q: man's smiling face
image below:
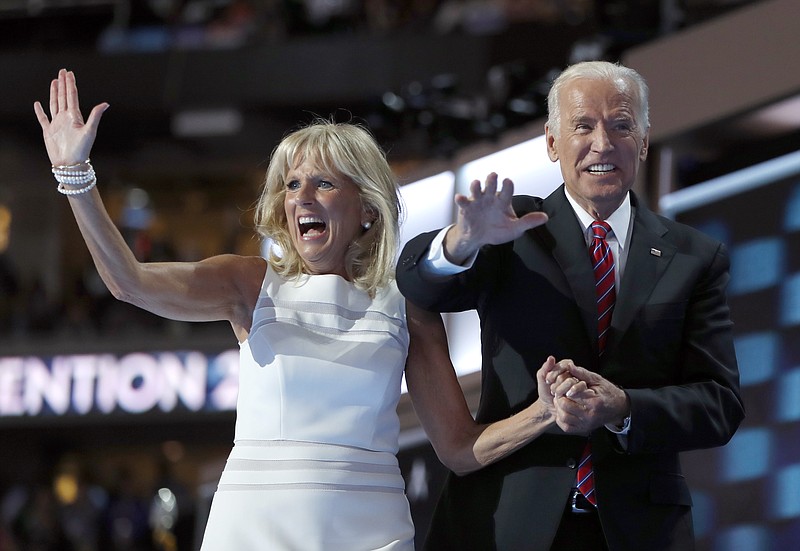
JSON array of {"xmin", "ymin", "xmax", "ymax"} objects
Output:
[{"xmin": 546, "ymin": 76, "xmax": 649, "ymax": 219}]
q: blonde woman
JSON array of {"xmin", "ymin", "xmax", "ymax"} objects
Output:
[{"xmin": 35, "ymin": 69, "xmax": 564, "ymax": 550}]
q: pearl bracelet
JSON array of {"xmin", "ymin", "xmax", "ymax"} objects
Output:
[
  {"xmin": 57, "ymin": 177, "xmax": 98, "ymax": 196},
  {"xmin": 52, "ymin": 159, "xmax": 98, "ymax": 195},
  {"xmin": 53, "ymin": 168, "xmax": 96, "ymax": 186}
]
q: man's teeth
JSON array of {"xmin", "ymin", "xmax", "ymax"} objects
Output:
[{"xmin": 587, "ymin": 164, "xmax": 615, "ymax": 173}]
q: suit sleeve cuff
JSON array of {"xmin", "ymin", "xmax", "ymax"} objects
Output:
[{"xmin": 421, "ymin": 225, "xmax": 478, "ymax": 278}]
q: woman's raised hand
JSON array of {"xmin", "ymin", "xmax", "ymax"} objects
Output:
[{"xmin": 33, "ymin": 69, "xmax": 109, "ymax": 167}]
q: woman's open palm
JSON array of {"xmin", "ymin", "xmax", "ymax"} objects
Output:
[{"xmin": 33, "ymin": 68, "xmax": 108, "ymax": 167}]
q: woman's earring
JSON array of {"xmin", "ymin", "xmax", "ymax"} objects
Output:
[{"xmin": 362, "ymin": 221, "xmax": 372, "ymax": 230}]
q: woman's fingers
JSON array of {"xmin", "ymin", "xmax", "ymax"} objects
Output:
[
  {"xmin": 57, "ymin": 69, "xmax": 68, "ymax": 112},
  {"xmin": 33, "ymin": 101, "xmax": 49, "ymax": 129},
  {"xmin": 66, "ymin": 70, "xmax": 80, "ymax": 113},
  {"xmin": 49, "ymin": 78, "xmax": 58, "ymax": 119}
]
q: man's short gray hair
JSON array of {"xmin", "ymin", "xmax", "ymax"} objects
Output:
[{"xmin": 546, "ymin": 61, "xmax": 650, "ymax": 137}]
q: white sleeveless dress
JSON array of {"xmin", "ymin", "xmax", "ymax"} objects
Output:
[{"xmin": 200, "ymin": 268, "xmax": 414, "ymax": 551}]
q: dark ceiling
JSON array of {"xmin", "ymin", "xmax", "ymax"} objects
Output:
[
  {"xmin": 0, "ymin": 1, "xmax": 763, "ymax": 161},
  {"xmin": 0, "ymin": 0, "xmax": 783, "ymax": 188}
]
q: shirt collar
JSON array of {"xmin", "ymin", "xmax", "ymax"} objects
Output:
[{"xmin": 563, "ymin": 188, "xmax": 632, "ymax": 250}]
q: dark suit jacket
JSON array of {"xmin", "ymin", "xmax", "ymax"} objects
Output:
[{"xmin": 396, "ymin": 186, "xmax": 744, "ymax": 551}]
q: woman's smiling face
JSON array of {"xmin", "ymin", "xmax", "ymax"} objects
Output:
[{"xmin": 283, "ymin": 157, "xmax": 365, "ymax": 279}]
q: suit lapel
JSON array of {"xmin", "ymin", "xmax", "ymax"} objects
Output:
[
  {"xmin": 536, "ymin": 188, "xmax": 677, "ymax": 359},
  {"xmin": 606, "ymin": 199, "xmax": 676, "ymax": 353},
  {"xmin": 537, "ymin": 187, "xmax": 599, "ymax": 352}
]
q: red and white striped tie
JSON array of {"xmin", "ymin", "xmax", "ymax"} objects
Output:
[
  {"xmin": 590, "ymin": 220, "xmax": 616, "ymax": 357},
  {"xmin": 578, "ymin": 220, "xmax": 617, "ymax": 506}
]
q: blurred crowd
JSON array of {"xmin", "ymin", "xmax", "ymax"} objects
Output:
[
  {"xmin": 0, "ymin": 446, "xmax": 201, "ymax": 551},
  {"xmin": 0, "ymin": 184, "xmax": 256, "ymax": 346},
  {"xmin": 0, "ymin": 0, "xmax": 600, "ymax": 54}
]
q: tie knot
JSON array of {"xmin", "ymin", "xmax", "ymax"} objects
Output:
[{"xmin": 590, "ymin": 220, "xmax": 612, "ymax": 240}]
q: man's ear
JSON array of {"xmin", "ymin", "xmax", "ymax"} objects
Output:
[
  {"xmin": 639, "ymin": 131, "xmax": 650, "ymax": 161},
  {"xmin": 545, "ymin": 124, "xmax": 559, "ymax": 162}
]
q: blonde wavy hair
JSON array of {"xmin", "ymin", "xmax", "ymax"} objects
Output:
[{"xmin": 254, "ymin": 119, "xmax": 401, "ymax": 297}]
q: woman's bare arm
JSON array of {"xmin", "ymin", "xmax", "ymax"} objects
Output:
[
  {"xmin": 34, "ymin": 69, "xmax": 266, "ymax": 339},
  {"xmin": 405, "ymin": 301, "xmax": 557, "ymax": 476}
]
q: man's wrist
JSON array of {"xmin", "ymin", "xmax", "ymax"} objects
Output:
[
  {"xmin": 442, "ymin": 227, "xmax": 478, "ymax": 266},
  {"xmin": 606, "ymin": 388, "xmax": 631, "ymax": 434},
  {"xmin": 606, "ymin": 412, "xmax": 630, "ymax": 434},
  {"xmin": 423, "ymin": 226, "xmax": 473, "ymax": 278}
]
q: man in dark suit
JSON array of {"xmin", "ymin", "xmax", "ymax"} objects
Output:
[{"xmin": 396, "ymin": 61, "xmax": 744, "ymax": 550}]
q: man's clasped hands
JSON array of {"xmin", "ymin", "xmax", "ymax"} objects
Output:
[{"xmin": 538, "ymin": 357, "xmax": 631, "ymax": 435}]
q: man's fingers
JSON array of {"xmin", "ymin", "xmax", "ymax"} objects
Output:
[
  {"xmin": 483, "ymin": 172, "xmax": 498, "ymax": 196},
  {"xmin": 497, "ymin": 177, "xmax": 514, "ymax": 201},
  {"xmin": 555, "ymin": 407, "xmax": 586, "ymax": 433},
  {"xmin": 519, "ymin": 211, "xmax": 549, "ymax": 230},
  {"xmin": 554, "ymin": 399, "xmax": 593, "ymax": 434},
  {"xmin": 567, "ymin": 363, "xmax": 598, "ymax": 382},
  {"xmin": 551, "ymin": 375, "xmax": 581, "ymax": 398},
  {"xmin": 453, "ymin": 193, "xmax": 470, "ymax": 209},
  {"xmin": 543, "ymin": 360, "xmax": 568, "ymax": 385},
  {"xmin": 557, "ymin": 359, "xmax": 576, "ymax": 370},
  {"xmin": 468, "ymin": 178, "xmax": 483, "ymax": 198},
  {"xmin": 566, "ymin": 381, "xmax": 590, "ymax": 398}
]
